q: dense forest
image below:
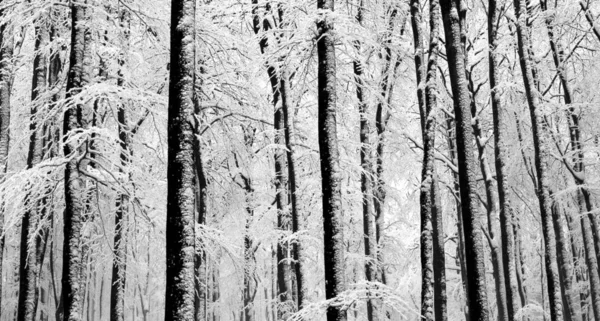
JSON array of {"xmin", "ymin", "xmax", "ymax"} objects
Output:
[{"xmin": 1, "ymin": 0, "xmax": 600, "ymax": 320}]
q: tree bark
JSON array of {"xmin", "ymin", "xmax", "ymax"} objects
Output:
[
  {"xmin": 165, "ymin": 0, "xmax": 197, "ymax": 319},
  {"xmin": 487, "ymin": 0, "xmax": 521, "ymax": 318},
  {"xmin": 62, "ymin": 1, "xmax": 92, "ymax": 320},
  {"xmin": 110, "ymin": 8, "xmax": 131, "ymax": 321},
  {"xmin": 18, "ymin": 16, "xmax": 48, "ymax": 321},
  {"xmin": 439, "ymin": 1, "xmax": 490, "ymax": 320},
  {"xmin": 512, "ymin": 0, "xmax": 564, "ymax": 319},
  {"xmin": 551, "ymin": 200, "xmax": 583, "ymax": 321},
  {"xmin": 317, "ymin": 0, "xmax": 346, "ymax": 320},
  {"xmin": 353, "ymin": 1, "xmax": 378, "ymax": 320}
]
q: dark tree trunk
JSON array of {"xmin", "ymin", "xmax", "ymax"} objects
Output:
[
  {"xmin": 432, "ymin": 175, "xmax": 447, "ymax": 321},
  {"xmin": 411, "ymin": 0, "xmax": 435, "ymax": 318},
  {"xmin": 62, "ymin": 1, "xmax": 92, "ymax": 320},
  {"xmin": 439, "ymin": 0, "xmax": 490, "ymax": 320},
  {"xmin": 425, "ymin": 5, "xmax": 446, "ymax": 319},
  {"xmin": 445, "ymin": 116, "xmax": 470, "ymax": 321},
  {"xmin": 512, "ymin": 0, "xmax": 564, "ymax": 320},
  {"xmin": 251, "ymin": 2, "xmax": 304, "ymax": 312},
  {"xmin": 487, "ymin": 0, "xmax": 520, "ymax": 318},
  {"xmin": 194, "ymin": 122, "xmax": 208, "ymax": 321},
  {"xmin": 165, "ymin": 0, "xmax": 197, "ymax": 319},
  {"xmin": 317, "ymin": 0, "xmax": 346, "ymax": 320},
  {"xmin": 353, "ymin": 1, "xmax": 378, "ymax": 320},
  {"xmin": 17, "ymin": 17, "xmax": 48, "ymax": 321},
  {"xmin": 551, "ymin": 200, "xmax": 582, "ymax": 321},
  {"xmin": 110, "ymin": 8, "xmax": 131, "ymax": 321}
]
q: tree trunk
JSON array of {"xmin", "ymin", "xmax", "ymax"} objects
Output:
[
  {"xmin": 439, "ymin": 0, "xmax": 490, "ymax": 320},
  {"xmin": 512, "ymin": 0, "xmax": 564, "ymax": 319},
  {"xmin": 62, "ymin": 1, "xmax": 92, "ymax": 320},
  {"xmin": 251, "ymin": 3, "xmax": 303, "ymax": 312},
  {"xmin": 579, "ymin": 1, "xmax": 600, "ymax": 42},
  {"xmin": 432, "ymin": 174, "xmax": 448, "ymax": 321},
  {"xmin": 110, "ymin": 8, "xmax": 131, "ymax": 321},
  {"xmin": 317, "ymin": 1, "xmax": 346, "ymax": 320},
  {"xmin": 165, "ymin": 0, "xmax": 197, "ymax": 319},
  {"xmin": 551, "ymin": 200, "xmax": 582, "ymax": 321},
  {"xmin": 353, "ymin": 1, "xmax": 378, "ymax": 320},
  {"xmin": 445, "ymin": 116, "xmax": 470, "ymax": 321},
  {"xmin": 17, "ymin": 17, "xmax": 48, "ymax": 321},
  {"xmin": 488, "ymin": 0, "xmax": 521, "ymax": 319}
]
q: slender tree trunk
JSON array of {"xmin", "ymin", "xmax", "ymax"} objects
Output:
[
  {"xmin": 512, "ymin": 0, "xmax": 564, "ymax": 319},
  {"xmin": 165, "ymin": 0, "xmax": 197, "ymax": 319},
  {"xmin": 445, "ymin": 116, "xmax": 470, "ymax": 321},
  {"xmin": 488, "ymin": 0, "xmax": 521, "ymax": 319},
  {"xmin": 432, "ymin": 174, "xmax": 447, "ymax": 321},
  {"xmin": 353, "ymin": 1, "xmax": 378, "ymax": 320},
  {"xmin": 551, "ymin": 200, "xmax": 582, "ymax": 321},
  {"xmin": 439, "ymin": 1, "xmax": 490, "ymax": 319},
  {"xmin": 579, "ymin": 1, "xmax": 600, "ymax": 42},
  {"xmin": 17, "ymin": 17, "xmax": 48, "ymax": 321},
  {"xmin": 62, "ymin": 1, "xmax": 92, "ymax": 320},
  {"xmin": 110, "ymin": 8, "xmax": 131, "ymax": 321},
  {"xmin": 426, "ymin": 3, "xmax": 447, "ymax": 320},
  {"xmin": 251, "ymin": 3, "xmax": 303, "ymax": 312},
  {"xmin": 317, "ymin": 0, "xmax": 346, "ymax": 320}
]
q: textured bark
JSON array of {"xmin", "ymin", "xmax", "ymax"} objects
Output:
[
  {"xmin": 439, "ymin": 1, "xmax": 489, "ymax": 320},
  {"xmin": 251, "ymin": 3, "xmax": 305, "ymax": 312},
  {"xmin": 487, "ymin": 0, "xmax": 520, "ymax": 318},
  {"xmin": 165, "ymin": 0, "xmax": 197, "ymax": 319},
  {"xmin": 242, "ymin": 182, "xmax": 257, "ymax": 321},
  {"xmin": 432, "ymin": 175, "xmax": 447, "ymax": 321},
  {"xmin": 62, "ymin": 1, "xmax": 92, "ymax": 320},
  {"xmin": 445, "ymin": 116, "xmax": 470, "ymax": 321},
  {"xmin": 426, "ymin": 4, "xmax": 446, "ymax": 320},
  {"xmin": 512, "ymin": 0, "xmax": 564, "ymax": 319},
  {"xmin": 194, "ymin": 119, "xmax": 208, "ymax": 321},
  {"xmin": 18, "ymin": 18, "xmax": 48, "ymax": 321},
  {"xmin": 411, "ymin": 0, "xmax": 434, "ymax": 318},
  {"xmin": 470, "ymin": 50, "xmax": 508, "ymax": 321},
  {"xmin": 110, "ymin": 8, "xmax": 131, "ymax": 321},
  {"xmin": 353, "ymin": 1, "xmax": 378, "ymax": 320},
  {"xmin": 551, "ymin": 201, "xmax": 582, "ymax": 321},
  {"xmin": 317, "ymin": 0, "xmax": 346, "ymax": 320}
]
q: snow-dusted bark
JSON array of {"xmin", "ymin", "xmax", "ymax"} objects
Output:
[
  {"xmin": 317, "ymin": 0, "xmax": 347, "ymax": 320},
  {"xmin": 110, "ymin": 8, "xmax": 132, "ymax": 321},
  {"xmin": 165, "ymin": 0, "xmax": 197, "ymax": 319},
  {"xmin": 17, "ymin": 17, "xmax": 48, "ymax": 321},
  {"xmin": 512, "ymin": 0, "xmax": 564, "ymax": 319},
  {"xmin": 62, "ymin": 1, "xmax": 92, "ymax": 320},
  {"xmin": 439, "ymin": 0, "xmax": 490, "ymax": 319},
  {"xmin": 353, "ymin": 1, "xmax": 379, "ymax": 320}
]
